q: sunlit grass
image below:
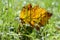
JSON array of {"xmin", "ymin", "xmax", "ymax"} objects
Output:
[{"xmin": 0, "ymin": 0, "xmax": 60, "ymax": 40}]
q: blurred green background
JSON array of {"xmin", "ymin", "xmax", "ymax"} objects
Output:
[{"xmin": 0, "ymin": 0, "xmax": 60, "ymax": 40}]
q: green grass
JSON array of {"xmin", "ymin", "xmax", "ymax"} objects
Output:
[{"xmin": 0, "ymin": 0, "xmax": 60, "ymax": 40}]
